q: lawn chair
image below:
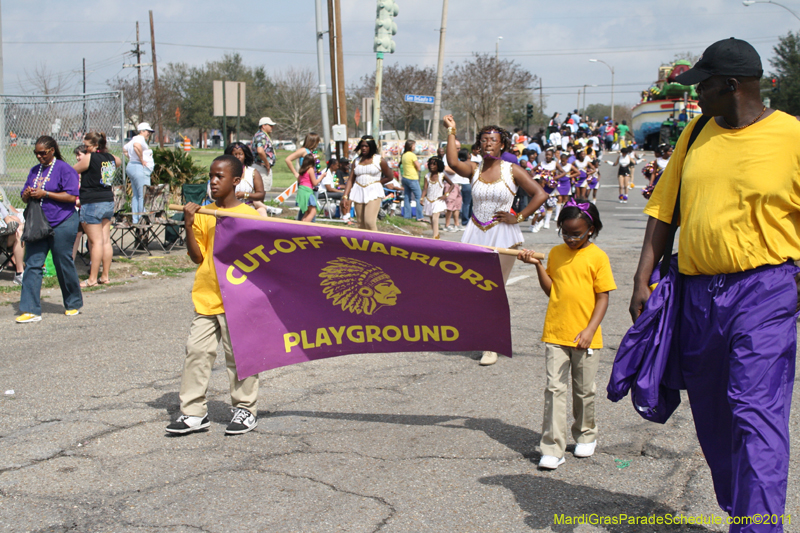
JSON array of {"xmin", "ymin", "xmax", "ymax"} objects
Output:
[
  {"xmin": 110, "ymin": 185, "xmax": 141, "ymax": 258},
  {"xmin": 116, "ymin": 184, "xmax": 170, "ymax": 256},
  {"xmin": 161, "ymin": 182, "xmax": 209, "ymax": 250}
]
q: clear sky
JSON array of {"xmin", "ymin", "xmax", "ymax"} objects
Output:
[{"xmin": 3, "ymin": 0, "xmax": 795, "ymax": 117}]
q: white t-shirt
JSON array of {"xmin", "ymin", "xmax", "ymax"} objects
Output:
[
  {"xmin": 319, "ymin": 169, "xmax": 336, "ymax": 190},
  {"xmin": 549, "ymin": 132, "xmax": 561, "ymax": 147},
  {"xmin": 125, "ymin": 135, "xmax": 149, "ymax": 163},
  {"xmin": 443, "ymin": 155, "xmax": 469, "ymax": 185}
]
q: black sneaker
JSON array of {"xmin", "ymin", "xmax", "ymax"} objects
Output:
[
  {"xmin": 166, "ymin": 414, "xmax": 210, "ymax": 434},
  {"xmin": 225, "ymin": 408, "xmax": 257, "ymax": 435}
]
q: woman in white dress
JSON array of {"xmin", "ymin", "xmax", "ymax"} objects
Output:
[
  {"xmin": 420, "ymin": 156, "xmax": 453, "ymax": 240},
  {"xmin": 443, "ymin": 115, "xmax": 548, "ymax": 365},
  {"xmin": 341, "ymin": 135, "xmax": 393, "ymax": 231}
]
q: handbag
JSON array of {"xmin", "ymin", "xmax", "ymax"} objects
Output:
[
  {"xmin": 606, "ymin": 115, "xmax": 711, "ymax": 424},
  {"xmin": 21, "ymin": 199, "xmax": 54, "ymax": 243}
]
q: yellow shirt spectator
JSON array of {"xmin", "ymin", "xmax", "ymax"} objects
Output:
[
  {"xmin": 401, "ymin": 151, "xmax": 419, "ymax": 180},
  {"xmin": 644, "ymin": 111, "xmax": 800, "ymax": 276},
  {"xmin": 542, "ymin": 243, "xmax": 617, "ymax": 349},
  {"xmin": 190, "ymin": 202, "xmax": 257, "ymax": 315}
]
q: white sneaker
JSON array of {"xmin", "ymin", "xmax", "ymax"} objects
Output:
[
  {"xmin": 543, "ymin": 221, "xmax": 550, "ymax": 229},
  {"xmin": 574, "ymin": 441, "xmax": 596, "ymax": 458},
  {"xmin": 225, "ymin": 407, "xmax": 258, "ymax": 435},
  {"xmin": 165, "ymin": 414, "xmax": 210, "ymax": 434},
  {"xmin": 531, "ymin": 222, "xmax": 540, "ymax": 233},
  {"xmin": 479, "ymin": 351, "xmax": 498, "ymax": 366},
  {"xmin": 539, "ymin": 455, "xmax": 565, "ymax": 470}
]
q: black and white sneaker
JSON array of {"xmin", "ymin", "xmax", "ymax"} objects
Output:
[
  {"xmin": 225, "ymin": 408, "xmax": 257, "ymax": 435},
  {"xmin": 166, "ymin": 414, "xmax": 210, "ymax": 434}
]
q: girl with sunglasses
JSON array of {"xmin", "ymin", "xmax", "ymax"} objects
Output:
[{"xmin": 518, "ymin": 199, "xmax": 616, "ymax": 470}]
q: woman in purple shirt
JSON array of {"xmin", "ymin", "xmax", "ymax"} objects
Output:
[{"xmin": 16, "ymin": 136, "xmax": 83, "ymax": 323}]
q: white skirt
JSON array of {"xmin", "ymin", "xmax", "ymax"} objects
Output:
[
  {"xmin": 423, "ymin": 198, "xmax": 446, "ymax": 216},
  {"xmin": 350, "ymin": 182, "xmax": 385, "ymax": 204},
  {"xmin": 462, "ymin": 220, "xmax": 524, "ymax": 249}
]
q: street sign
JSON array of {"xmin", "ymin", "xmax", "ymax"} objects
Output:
[{"xmin": 405, "ymin": 94, "xmax": 435, "ymax": 104}]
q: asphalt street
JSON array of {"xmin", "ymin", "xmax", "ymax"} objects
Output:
[{"xmin": 2, "ymin": 161, "xmax": 799, "ymax": 532}]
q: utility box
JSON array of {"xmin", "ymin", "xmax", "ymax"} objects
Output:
[{"xmin": 332, "ymin": 124, "xmax": 347, "ymax": 142}]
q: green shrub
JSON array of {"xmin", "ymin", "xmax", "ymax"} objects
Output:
[{"xmin": 151, "ymin": 148, "xmax": 206, "ymax": 190}]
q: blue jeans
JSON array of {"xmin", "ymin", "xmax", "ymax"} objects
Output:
[
  {"xmin": 402, "ymin": 178, "xmax": 422, "ymax": 220},
  {"xmin": 20, "ymin": 210, "xmax": 83, "ymax": 315},
  {"xmin": 127, "ymin": 162, "xmax": 152, "ymax": 223},
  {"xmin": 460, "ymin": 182, "xmax": 473, "ymax": 226}
]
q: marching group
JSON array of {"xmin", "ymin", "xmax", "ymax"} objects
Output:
[{"xmin": 12, "ymin": 36, "xmax": 799, "ymax": 531}]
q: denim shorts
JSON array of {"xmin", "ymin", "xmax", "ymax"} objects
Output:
[{"xmin": 80, "ymin": 201, "xmax": 114, "ymax": 224}]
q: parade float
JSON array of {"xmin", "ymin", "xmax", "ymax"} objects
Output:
[{"xmin": 632, "ymin": 60, "xmax": 701, "ymax": 150}]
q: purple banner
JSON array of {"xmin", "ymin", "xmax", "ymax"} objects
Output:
[{"xmin": 213, "ymin": 216, "xmax": 511, "ymax": 378}]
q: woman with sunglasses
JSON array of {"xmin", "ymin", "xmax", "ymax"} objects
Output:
[
  {"xmin": 443, "ymin": 115, "xmax": 548, "ymax": 365},
  {"xmin": 16, "ymin": 136, "xmax": 83, "ymax": 323},
  {"xmin": 341, "ymin": 135, "xmax": 393, "ymax": 231}
]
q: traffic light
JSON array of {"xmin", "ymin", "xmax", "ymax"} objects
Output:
[
  {"xmin": 526, "ymin": 104, "xmax": 534, "ymax": 119},
  {"xmin": 771, "ymin": 77, "xmax": 780, "ymax": 94},
  {"xmin": 374, "ymin": 0, "xmax": 399, "ymax": 54}
]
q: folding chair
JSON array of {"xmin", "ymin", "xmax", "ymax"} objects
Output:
[
  {"xmin": 110, "ymin": 185, "xmax": 139, "ymax": 258},
  {"xmin": 159, "ymin": 183, "xmax": 210, "ymax": 249},
  {"xmin": 117, "ymin": 184, "xmax": 170, "ymax": 256}
]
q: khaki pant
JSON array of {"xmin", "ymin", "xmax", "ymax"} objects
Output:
[
  {"xmin": 254, "ymin": 164, "xmax": 273, "ymax": 191},
  {"xmin": 354, "ymin": 198, "xmax": 382, "ymax": 231},
  {"xmin": 179, "ymin": 313, "xmax": 259, "ymax": 417},
  {"xmin": 540, "ymin": 343, "xmax": 598, "ymax": 458}
]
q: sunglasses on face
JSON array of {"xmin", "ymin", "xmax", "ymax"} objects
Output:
[
  {"xmin": 558, "ymin": 228, "xmax": 592, "ymax": 242},
  {"xmin": 33, "ymin": 149, "xmax": 52, "ymax": 156}
]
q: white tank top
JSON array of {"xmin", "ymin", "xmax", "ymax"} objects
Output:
[
  {"xmin": 656, "ymin": 157, "xmax": 669, "ymax": 170},
  {"xmin": 470, "ymin": 160, "xmax": 517, "ymax": 224}
]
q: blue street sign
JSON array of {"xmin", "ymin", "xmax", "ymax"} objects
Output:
[{"xmin": 404, "ymin": 94, "xmax": 435, "ymax": 104}]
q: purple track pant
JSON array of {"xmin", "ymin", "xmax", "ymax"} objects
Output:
[{"xmin": 680, "ymin": 261, "xmax": 799, "ymax": 532}]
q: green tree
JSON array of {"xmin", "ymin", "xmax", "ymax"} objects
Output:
[
  {"xmin": 768, "ymin": 31, "xmax": 800, "ymax": 116},
  {"xmin": 161, "ymin": 53, "xmax": 275, "ymax": 143}
]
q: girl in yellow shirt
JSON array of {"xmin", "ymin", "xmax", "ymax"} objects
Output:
[{"xmin": 518, "ymin": 199, "xmax": 616, "ymax": 470}]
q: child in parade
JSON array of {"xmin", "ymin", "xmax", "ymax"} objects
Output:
[
  {"xmin": 535, "ymin": 147, "xmax": 560, "ymax": 230},
  {"xmin": 608, "ymin": 146, "xmax": 636, "ymax": 203},
  {"xmin": 554, "ymin": 152, "xmax": 577, "ymax": 214},
  {"xmin": 166, "ymin": 155, "xmax": 260, "ymax": 436},
  {"xmin": 296, "ymin": 155, "xmax": 322, "ymax": 222},
  {"xmin": 641, "ymin": 143, "xmax": 672, "ymax": 200},
  {"xmin": 421, "ymin": 156, "xmax": 451, "ymax": 239},
  {"xmin": 518, "ymin": 200, "xmax": 616, "ymax": 470},
  {"xmin": 572, "ymin": 147, "xmax": 596, "ymax": 200},
  {"xmin": 443, "ymin": 168, "xmax": 463, "ymax": 232}
]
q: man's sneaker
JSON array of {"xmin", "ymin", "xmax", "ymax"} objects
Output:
[
  {"xmin": 13, "ymin": 273, "xmax": 23, "ymax": 286},
  {"xmin": 64, "ymin": 309, "xmax": 80, "ymax": 317},
  {"xmin": 15, "ymin": 313, "xmax": 41, "ymax": 324},
  {"xmin": 574, "ymin": 441, "xmax": 597, "ymax": 458},
  {"xmin": 166, "ymin": 414, "xmax": 210, "ymax": 434},
  {"xmin": 539, "ymin": 455, "xmax": 565, "ymax": 470},
  {"xmin": 225, "ymin": 408, "xmax": 257, "ymax": 435}
]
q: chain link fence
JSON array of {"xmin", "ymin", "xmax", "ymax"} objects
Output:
[{"xmin": 0, "ymin": 91, "xmax": 126, "ymax": 206}]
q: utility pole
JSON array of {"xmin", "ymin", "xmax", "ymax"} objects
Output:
[
  {"xmin": 149, "ymin": 10, "xmax": 163, "ymax": 147},
  {"xmin": 0, "ymin": 0, "xmax": 6, "ymax": 175},
  {"xmin": 82, "ymin": 58, "xmax": 87, "ymax": 133},
  {"xmin": 314, "ymin": 0, "xmax": 331, "ymax": 159},
  {"xmin": 430, "ymin": 0, "xmax": 449, "ymax": 143},
  {"xmin": 373, "ymin": 0, "xmax": 398, "ymax": 140},
  {"xmin": 328, "ymin": 0, "xmax": 348, "ymax": 158},
  {"xmin": 333, "ymin": 0, "xmax": 347, "ymax": 157},
  {"xmin": 123, "ymin": 22, "xmax": 152, "ymax": 125},
  {"xmin": 495, "ymin": 36, "xmax": 503, "ymax": 125},
  {"xmin": 136, "ymin": 22, "xmax": 142, "ymax": 121}
]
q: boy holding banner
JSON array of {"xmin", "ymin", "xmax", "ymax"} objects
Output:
[{"xmin": 166, "ymin": 155, "xmax": 261, "ymax": 436}]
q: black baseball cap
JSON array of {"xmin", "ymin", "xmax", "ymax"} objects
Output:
[{"xmin": 674, "ymin": 38, "xmax": 763, "ymax": 85}]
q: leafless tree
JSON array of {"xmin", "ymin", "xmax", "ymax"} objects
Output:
[
  {"xmin": 445, "ymin": 54, "xmax": 535, "ymax": 131},
  {"xmin": 271, "ymin": 67, "xmax": 321, "ymax": 143},
  {"xmin": 108, "ymin": 75, "xmax": 156, "ymax": 129},
  {"xmin": 352, "ymin": 64, "xmax": 436, "ymax": 139},
  {"xmin": 20, "ymin": 63, "xmax": 72, "ymax": 95}
]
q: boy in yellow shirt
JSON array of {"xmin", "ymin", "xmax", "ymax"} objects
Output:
[{"xmin": 166, "ymin": 155, "xmax": 260, "ymax": 435}]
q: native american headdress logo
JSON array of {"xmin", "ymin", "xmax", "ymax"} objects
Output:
[{"xmin": 319, "ymin": 257, "xmax": 401, "ymax": 315}]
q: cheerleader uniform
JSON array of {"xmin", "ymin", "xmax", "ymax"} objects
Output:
[
  {"xmin": 538, "ymin": 160, "xmax": 558, "ymax": 195},
  {"xmin": 557, "ymin": 163, "xmax": 573, "ymax": 196},
  {"xmin": 574, "ymin": 158, "xmax": 590, "ymax": 188},
  {"xmin": 462, "ymin": 160, "xmax": 524, "ymax": 249},
  {"xmin": 350, "ymin": 155, "xmax": 385, "ymax": 204},
  {"xmin": 618, "ymin": 154, "xmax": 634, "ymax": 177},
  {"xmin": 423, "ymin": 178, "xmax": 446, "ymax": 216}
]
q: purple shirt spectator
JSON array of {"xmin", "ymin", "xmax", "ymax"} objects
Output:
[{"xmin": 21, "ymin": 159, "xmax": 79, "ymax": 227}]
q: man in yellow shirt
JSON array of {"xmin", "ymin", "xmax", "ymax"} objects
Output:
[
  {"xmin": 166, "ymin": 155, "xmax": 261, "ymax": 436},
  {"xmin": 400, "ymin": 140, "xmax": 423, "ymax": 221},
  {"xmin": 630, "ymin": 38, "xmax": 800, "ymax": 532}
]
